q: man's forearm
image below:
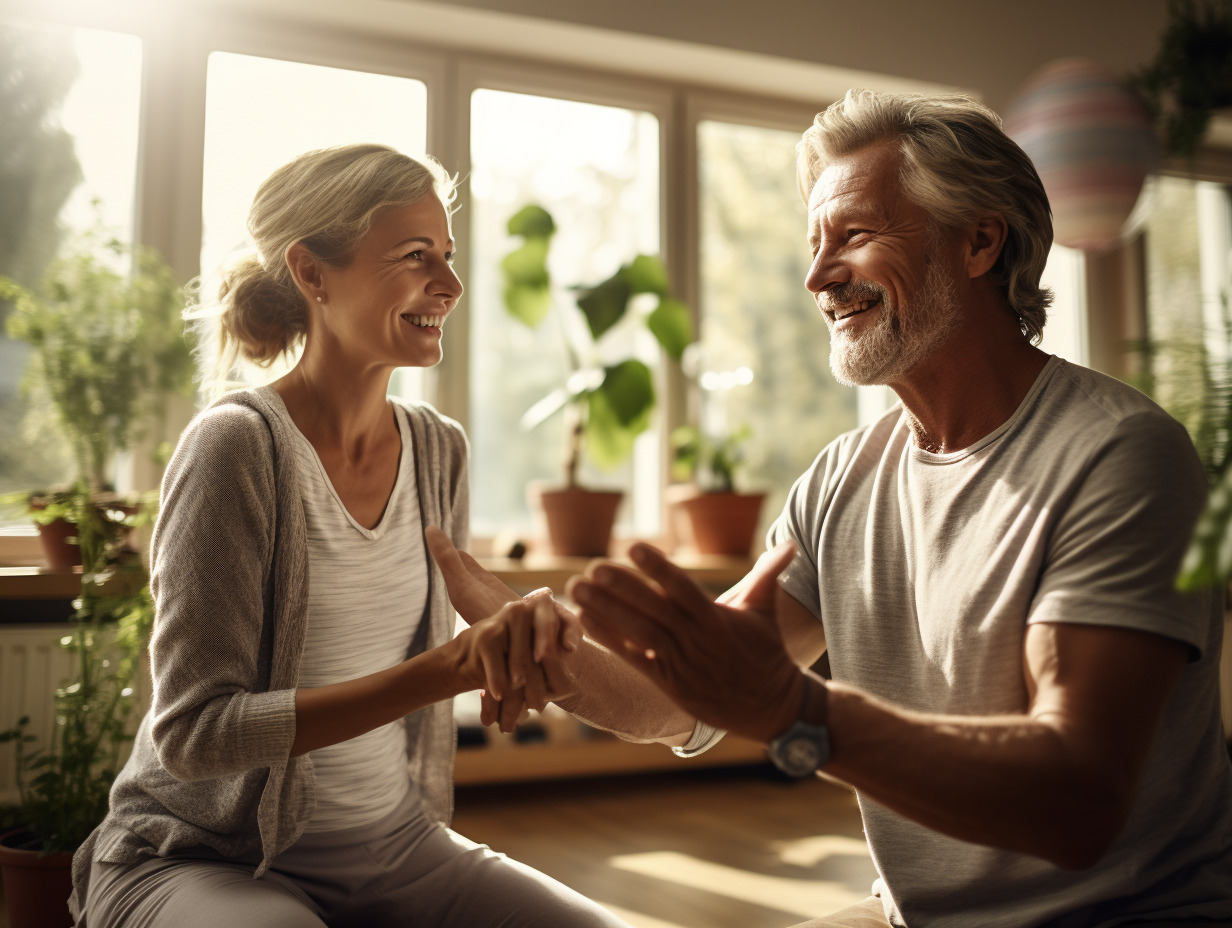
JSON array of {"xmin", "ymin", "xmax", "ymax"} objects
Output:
[
  {"xmin": 822, "ymin": 679, "xmax": 1124, "ymax": 869},
  {"xmin": 554, "ymin": 638, "xmax": 697, "ymax": 745}
]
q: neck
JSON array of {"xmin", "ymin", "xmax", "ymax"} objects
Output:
[
  {"xmin": 272, "ymin": 348, "xmax": 397, "ymax": 459},
  {"xmin": 889, "ymin": 323, "xmax": 1050, "ymax": 455}
]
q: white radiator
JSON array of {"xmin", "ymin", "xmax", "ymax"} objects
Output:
[{"xmin": 0, "ymin": 624, "xmax": 150, "ymax": 806}]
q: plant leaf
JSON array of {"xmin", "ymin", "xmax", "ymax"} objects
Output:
[
  {"xmin": 507, "ymin": 204, "xmax": 557, "ymax": 239},
  {"xmin": 625, "ymin": 254, "xmax": 670, "ymax": 295},
  {"xmin": 647, "ymin": 297, "xmax": 694, "ymax": 360},
  {"xmin": 598, "ymin": 359, "xmax": 655, "ymax": 427},
  {"xmin": 575, "ymin": 270, "xmax": 632, "ymax": 342}
]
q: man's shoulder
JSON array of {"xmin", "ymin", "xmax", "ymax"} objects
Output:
[{"xmin": 1042, "ymin": 359, "xmax": 1174, "ymax": 431}]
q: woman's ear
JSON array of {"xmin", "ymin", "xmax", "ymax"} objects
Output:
[
  {"xmin": 964, "ymin": 214, "xmax": 1008, "ymax": 279},
  {"xmin": 286, "ymin": 242, "xmax": 325, "ymax": 302}
]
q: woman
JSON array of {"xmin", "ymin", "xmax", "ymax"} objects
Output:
[{"xmin": 69, "ymin": 144, "xmax": 631, "ymax": 928}]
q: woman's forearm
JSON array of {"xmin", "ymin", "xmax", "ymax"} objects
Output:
[{"xmin": 292, "ymin": 643, "xmax": 466, "ymax": 756}]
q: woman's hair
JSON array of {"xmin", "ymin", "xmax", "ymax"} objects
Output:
[
  {"xmin": 188, "ymin": 144, "xmax": 456, "ymax": 395},
  {"xmin": 797, "ymin": 90, "xmax": 1053, "ymax": 343}
]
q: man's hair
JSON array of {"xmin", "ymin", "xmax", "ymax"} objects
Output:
[{"xmin": 797, "ymin": 90, "xmax": 1053, "ymax": 342}]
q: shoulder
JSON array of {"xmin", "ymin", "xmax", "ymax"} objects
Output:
[
  {"xmin": 394, "ymin": 400, "xmax": 469, "ymax": 459},
  {"xmin": 164, "ymin": 390, "xmax": 284, "ymax": 489},
  {"xmin": 1034, "ymin": 359, "xmax": 1199, "ymax": 476}
]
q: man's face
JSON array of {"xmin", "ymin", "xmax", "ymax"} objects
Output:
[{"xmin": 804, "ymin": 141, "xmax": 963, "ymax": 387}]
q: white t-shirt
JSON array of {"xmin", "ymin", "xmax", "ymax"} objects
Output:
[
  {"xmin": 770, "ymin": 357, "xmax": 1232, "ymax": 926},
  {"xmin": 264, "ymin": 389, "xmax": 429, "ymax": 832}
]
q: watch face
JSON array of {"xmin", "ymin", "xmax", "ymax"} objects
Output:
[{"xmin": 783, "ymin": 736, "xmax": 822, "ymax": 774}]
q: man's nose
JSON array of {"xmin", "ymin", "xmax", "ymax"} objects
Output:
[{"xmin": 804, "ymin": 246, "xmax": 851, "ymax": 295}]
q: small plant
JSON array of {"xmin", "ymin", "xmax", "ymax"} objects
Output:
[
  {"xmin": 670, "ymin": 423, "xmax": 753, "ymax": 494},
  {"xmin": 0, "ymin": 486, "xmax": 154, "ymax": 853},
  {"xmin": 501, "ymin": 205, "xmax": 694, "ymax": 486}
]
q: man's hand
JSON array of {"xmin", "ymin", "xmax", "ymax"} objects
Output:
[{"xmin": 567, "ymin": 540, "xmax": 805, "ymax": 745}]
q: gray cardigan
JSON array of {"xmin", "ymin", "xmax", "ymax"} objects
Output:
[{"xmin": 70, "ymin": 389, "xmax": 469, "ymax": 917}]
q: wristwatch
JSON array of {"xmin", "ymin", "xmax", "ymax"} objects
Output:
[{"xmin": 767, "ymin": 719, "xmax": 831, "ymax": 778}]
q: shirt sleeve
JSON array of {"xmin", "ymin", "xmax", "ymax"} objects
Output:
[{"xmin": 1028, "ymin": 411, "xmax": 1214, "ymax": 658}]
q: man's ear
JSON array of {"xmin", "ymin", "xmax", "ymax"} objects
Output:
[
  {"xmin": 286, "ymin": 242, "xmax": 325, "ymax": 301},
  {"xmin": 964, "ymin": 214, "xmax": 1008, "ymax": 279}
]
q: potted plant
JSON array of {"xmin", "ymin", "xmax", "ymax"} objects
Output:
[
  {"xmin": 0, "ymin": 228, "xmax": 195, "ymax": 567},
  {"xmin": 501, "ymin": 204, "xmax": 694, "ymax": 555},
  {"xmin": 0, "ymin": 488, "xmax": 154, "ymax": 928},
  {"xmin": 1128, "ymin": 0, "xmax": 1232, "ymax": 158},
  {"xmin": 667, "ymin": 423, "xmax": 766, "ymax": 557}
]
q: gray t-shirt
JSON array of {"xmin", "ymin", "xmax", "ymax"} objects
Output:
[{"xmin": 770, "ymin": 357, "xmax": 1232, "ymax": 927}]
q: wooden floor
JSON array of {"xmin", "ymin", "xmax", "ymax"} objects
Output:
[
  {"xmin": 1, "ymin": 766, "xmax": 877, "ymax": 928},
  {"xmin": 452, "ymin": 765, "xmax": 877, "ymax": 928}
]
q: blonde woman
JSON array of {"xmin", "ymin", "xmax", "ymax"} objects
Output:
[{"xmin": 69, "ymin": 144, "xmax": 630, "ymax": 928}]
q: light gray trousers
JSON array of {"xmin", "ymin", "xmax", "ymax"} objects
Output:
[{"xmin": 78, "ymin": 796, "xmax": 630, "ymax": 928}]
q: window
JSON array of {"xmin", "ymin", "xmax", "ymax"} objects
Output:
[
  {"xmin": 200, "ymin": 51, "xmax": 429, "ymax": 398},
  {"xmin": 1142, "ymin": 175, "xmax": 1232, "ymax": 469},
  {"xmin": 467, "ymin": 88, "xmax": 661, "ymax": 537},
  {"xmin": 0, "ymin": 24, "xmax": 142, "ymax": 515},
  {"xmin": 695, "ymin": 119, "xmax": 857, "ymax": 535}
]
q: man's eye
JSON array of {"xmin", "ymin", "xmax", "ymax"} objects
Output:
[{"xmin": 848, "ymin": 229, "xmax": 872, "ymax": 239}]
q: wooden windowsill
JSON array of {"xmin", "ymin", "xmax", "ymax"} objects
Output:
[{"xmin": 0, "ymin": 556, "xmax": 755, "ymax": 603}]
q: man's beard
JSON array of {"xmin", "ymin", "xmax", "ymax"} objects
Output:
[{"xmin": 824, "ymin": 256, "xmax": 962, "ymax": 387}]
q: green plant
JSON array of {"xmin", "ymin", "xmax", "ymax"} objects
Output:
[
  {"xmin": 501, "ymin": 205, "xmax": 694, "ymax": 486},
  {"xmin": 0, "ymin": 485, "xmax": 154, "ymax": 853},
  {"xmin": 670, "ymin": 423, "xmax": 753, "ymax": 494},
  {"xmin": 1129, "ymin": 0, "xmax": 1232, "ymax": 158},
  {"xmin": 0, "ymin": 227, "xmax": 195, "ymax": 492}
]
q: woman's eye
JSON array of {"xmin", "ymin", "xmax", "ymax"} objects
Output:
[{"xmin": 404, "ymin": 250, "xmax": 423, "ymax": 261}]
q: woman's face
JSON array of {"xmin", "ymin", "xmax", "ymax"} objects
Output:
[{"xmin": 314, "ymin": 195, "xmax": 462, "ymax": 370}]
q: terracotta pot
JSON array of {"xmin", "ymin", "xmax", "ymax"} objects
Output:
[
  {"xmin": 34, "ymin": 517, "xmax": 81, "ymax": 569},
  {"xmin": 668, "ymin": 486, "xmax": 766, "ymax": 557},
  {"xmin": 0, "ymin": 830, "xmax": 74, "ymax": 928},
  {"xmin": 531, "ymin": 485, "xmax": 623, "ymax": 557}
]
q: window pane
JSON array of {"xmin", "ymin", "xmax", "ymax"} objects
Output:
[
  {"xmin": 0, "ymin": 25, "xmax": 142, "ymax": 514},
  {"xmin": 1038, "ymin": 243, "xmax": 1087, "ymax": 364},
  {"xmin": 201, "ymin": 53, "xmax": 428, "ymax": 398},
  {"xmin": 1142, "ymin": 175, "xmax": 1232, "ymax": 472},
  {"xmin": 468, "ymin": 89, "xmax": 661, "ymax": 538},
  {"xmin": 696, "ymin": 120, "xmax": 857, "ymax": 540}
]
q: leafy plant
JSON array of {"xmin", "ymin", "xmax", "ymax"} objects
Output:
[
  {"xmin": 0, "ymin": 485, "xmax": 154, "ymax": 853},
  {"xmin": 501, "ymin": 205, "xmax": 694, "ymax": 486},
  {"xmin": 0, "ymin": 228, "xmax": 195, "ymax": 492},
  {"xmin": 1128, "ymin": 0, "xmax": 1232, "ymax": 158},
  {"xmin": 670, "ymin": 423, "xmax": 753, "ymax": 494}
]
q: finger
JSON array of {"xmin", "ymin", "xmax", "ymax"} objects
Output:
[
  {"xmin": 628, "ymin": 543, "xmax": 714, "ymax": 616},
  {"xmin": 425, "ymin": 526, "xmax": 468, "ymax": 587},
  {"xmin": 478, "ymin": 626, "xmax": 511, "ymax": 702},
  {"xmin": 479, "ymin": 689, "xmax": 500, "ymax": 727},
  {"xmin": 459, "ymin": 549, "xmax": 519, "ymax": 600},
  {"xmin": 522, "ymin": 663, "xmax": 549, "ymax": 713},
  {"xmin": 498, "ymin": 690, "xmax": 526, "ymax": 733},
  {"xmin": 568, "ymin": 583, "xmax": 673, "ymax": 671},
  {"xmin": 532, "ymin": 596, "xmax": 559, "ymax": 662},
  {"xmin": 505, "ymin": 602, "xmax": 533, "ymax": 690},
  {"xmin": 556, "ymin": 600, "xmax": 584, "ymax": 652}
]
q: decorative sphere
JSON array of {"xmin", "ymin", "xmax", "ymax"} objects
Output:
[{"xmin": 1005, "ymin": 58, "xmax": 1158, "ymax": 252}]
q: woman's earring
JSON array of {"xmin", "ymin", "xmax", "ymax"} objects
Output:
[{"xmin": 316, "ymin": 295, "xmax": 324, "ymax": 304}]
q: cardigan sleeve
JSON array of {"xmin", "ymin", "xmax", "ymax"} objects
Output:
[{"xmin": 147, "ymin": 403, "xmax": 299, "ymax": 781}]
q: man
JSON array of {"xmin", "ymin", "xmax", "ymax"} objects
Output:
[{"xmin": 429, "ymin": 90, "xmax": 1232, "ymax": 927}]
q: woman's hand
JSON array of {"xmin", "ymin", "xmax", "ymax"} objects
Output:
[
  {"xmin": 426, "ymin": 526, "xmax": 523, "ymax": 626},
  {"xmin": 450, "ymin": 593, "xmax": 583, "ymax": 713}
]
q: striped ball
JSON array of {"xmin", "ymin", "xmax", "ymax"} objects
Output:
[{"xmin": 1006, "ymin": 58, "xmax": 1159, "ymax": 252}]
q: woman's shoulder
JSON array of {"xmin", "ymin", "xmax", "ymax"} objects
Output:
[
  {"xmin": 171, "ymin": 389, "xmax": 284, "ymax": 472},
  {"xmin": 392, "ymin": 399, "xmax": 468, "ymax": 450}
]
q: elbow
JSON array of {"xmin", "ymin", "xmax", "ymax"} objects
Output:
[{"xmin": 1035, "ymin": 783, "xmax": 1132, "ymax": 870}]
